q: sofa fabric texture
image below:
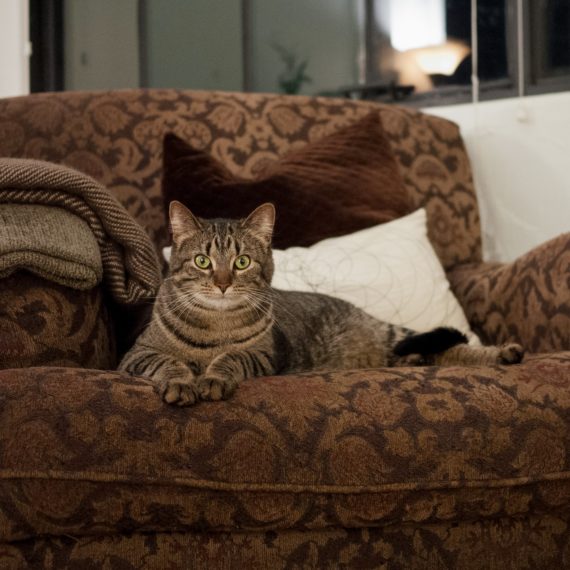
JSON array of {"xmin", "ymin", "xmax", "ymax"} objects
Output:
[
  {"xmin": 1, "ymin": 354, "xmax": 570, "ymax": 543},
  {"xmin": 0, "ymin": 273, "xmax": 116, "ymax": 370},
  {"xmin": 0, "ymin": 89, "xmax": 481, "ymax": 271},
  {"xmin": 0, "ymin": 89, "xmax": 568, "ymax": 569},
  {"xmin": 162, "ymin": 113, "xmax": 412, "ymax": 249},
  {"xmin": 6, "ymin": 516, "xmax": 570, "ymax": 570},
  {"xmin": 449, "ymin": 232, "xmax": 570, "ymax": 352}
]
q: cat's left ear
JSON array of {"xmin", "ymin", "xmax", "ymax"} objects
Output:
[
  {"xmin": 169, "ymin": 200, "xmax": 202, "ymax": 244},
  {"xmin": 242, "ymin": 203, "xmax": 275, "ymax": 245}
]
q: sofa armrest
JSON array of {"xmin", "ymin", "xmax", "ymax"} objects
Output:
[
  {"xmin": 447, "ymin": 233, "xmax": 570, "ymax": 352},
  {"xmin": 0, "ymin": 272, "xmax": 116, "ymax": 370}
]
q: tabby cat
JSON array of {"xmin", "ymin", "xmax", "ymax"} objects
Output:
[{"xmin": 119, "ymin": 202, "xmax": 524, "ymax": 406}]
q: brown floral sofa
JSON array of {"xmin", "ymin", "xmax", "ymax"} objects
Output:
[{"xmin": 0, "ymin": 89, "xmax": 569, "ymax": 570}]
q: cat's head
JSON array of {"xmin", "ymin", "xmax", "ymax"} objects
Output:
[{"xmin": 167, "ymin": 201, "xmax": 275, "ymax": 310}]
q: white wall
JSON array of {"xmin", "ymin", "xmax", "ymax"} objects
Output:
[
  {"xmin": 428, "ymin": 92, "xmax": 570, "ymax": 262},
  {"xmin": 0, "ymin": 0, "xmax": 29, "ymax": 98},
  {"xmin": 64, "ymin": 0, "xmax": 139, "ymax": 90}
]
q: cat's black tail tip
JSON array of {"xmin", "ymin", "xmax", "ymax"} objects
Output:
[{"xmin": 393, "ymin": 327, "xmax": 468, "ymax": 357}]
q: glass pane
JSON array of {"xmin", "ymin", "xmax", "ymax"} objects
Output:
[
  {"xmin": 143, "ymin": 0, "xmax": 243, "ymax": 90},
  {"xmin": 531, "ymin": 0, "xmax": 570, "ymax": 80},
  {"xmin": 247, "ymin": 0, "xmax": 362, "ymax": 95},
  {"xmin": 52, "ymin": 0, "xmax": 515, "ymax": 102},
  {"xmin": 548, "ymin": 0, "xmax": 570, "ymax": 70},
  {"xmin": 477, "ymin": 0, "xmax": 509, "ymax": 82},
  {"xmin": 370, "ymin": 0, "xmax": 510, "ymax": 96},
  {"xmin": 62, "ymin": 0, "xmax": 244, "ymax": 92},
  {"xmin": 63, "ymin": 0, "xmax": 140, "ymax": 91}
]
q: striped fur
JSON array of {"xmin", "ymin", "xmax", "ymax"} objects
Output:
[{"xmin": 119, "ymin": 203, "xmax": 524, "ymax": 406}]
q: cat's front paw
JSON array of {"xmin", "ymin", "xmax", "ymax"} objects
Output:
[
  {"xmin": 498, "ymin": 343, "xmax": 525, "ymax": 365},
  {"xmin": 160, "ymin": 378, "xmax": 199, "ymax": 406},
  {"xmin": 196, "ymin": 375, "xmax": 238, "ymax": 401}
]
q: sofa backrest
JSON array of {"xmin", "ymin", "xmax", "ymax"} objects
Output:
[{"xmin": 0, "ymin": 89, "xmax": 481, "ymax": 269}]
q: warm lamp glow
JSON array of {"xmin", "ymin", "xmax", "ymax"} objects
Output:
[
  {"xmin": 387, "ymin": 0, "xmax": 446, "ymax": 52},
  {"xmin": 409, "ymin": 41, "xmax": 470, "ymax": 76}
]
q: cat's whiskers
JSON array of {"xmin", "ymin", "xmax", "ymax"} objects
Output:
[
  {"xmin": 241, "ymin": 292, "xmax": 268, "ymax": 320},
  {"xmin": 241, "ymin": 291, "xmax": 288, "ymax": 336},
  {"xmin": 248, "ymin": 289, "xmax": 295, "ymax": 320},
  {"xmin": 250, "ymin": 289, "xmax": 322, "ymax": 336},
  {"xmin": 160, "ymin": 291, "xmax": 203, "ymax": 322}
]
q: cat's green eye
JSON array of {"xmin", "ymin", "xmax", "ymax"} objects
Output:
[
  {"xmin": 194, "ymin": 254, "xmax": 211, "ymax": 269},
  {"xmin": 234, "ymin": 255, "xmax": 251, "ymax": 270}
]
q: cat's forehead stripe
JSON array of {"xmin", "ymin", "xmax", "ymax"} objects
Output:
[
  {"xmin": 203, "ymin": 225, "xmax": 240, "ymax": 258},
  {"xmin": 177, "ymin": 219, "xmax": 266, "ymax": 260}
]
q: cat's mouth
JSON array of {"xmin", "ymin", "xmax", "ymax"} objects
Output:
[{"xmin": 198, "ymin": 292, "xmax": 245, "ymax": 311}]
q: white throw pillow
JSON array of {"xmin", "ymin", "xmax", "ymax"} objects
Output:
[{"xmin": 163, "ymin": 208, "xmax": 479, "ymax": 343}]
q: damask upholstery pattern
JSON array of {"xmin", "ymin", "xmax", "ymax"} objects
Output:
[
  {"xmin": 449, "ymin": 232, "xmax": 570, "ymax": 352},
  {"xmin": 5, "ymin": 515, "xmax": 570, "ymax": 570},
  {"xmin": 0, "ymin": 272, "xmax": 116, "ymax": 370},
  {"xmin": 0, "ymin": 89, "xmax": 481, "ymax": 270},
  {"xmin": 1, "ymin": 355, "xmax": 569, "ymax": 547}
]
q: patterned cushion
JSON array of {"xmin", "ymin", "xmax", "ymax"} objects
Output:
[
  {"xmin": 449, "ymin": 232, "xmax": 570, "ymax": 351},
  {"xmin": 0, "ymin": 89, "xmax": 481, "ymax": 270},
  {"xmin": 162, "ymin": 113, "xmax": 412, "ymax": 249},
  {"xmin": 1, "ymin": 354, "xmax": 569, "ymax": 543},
  {"xmin": 0, "ymin": 272, "xmax": 116, "ymax": 370}
]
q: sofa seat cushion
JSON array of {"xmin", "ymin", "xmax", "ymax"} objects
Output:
[{"xmin": 1, "ymin": 354, "xmax": 570, "ymax": 542}]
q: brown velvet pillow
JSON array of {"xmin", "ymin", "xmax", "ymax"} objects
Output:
[{"xmin": 162, "ymin": 113, "xmax": 412, "ymax": 249}]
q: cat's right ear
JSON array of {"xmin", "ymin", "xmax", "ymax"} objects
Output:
[{"xmin": 169, "ymin": 201, "xmax": 202, "ymax": 244}]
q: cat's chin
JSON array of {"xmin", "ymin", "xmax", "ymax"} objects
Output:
[{"xmin": 198, "ymin": 294, "xmax": 245, "ymax": 311}]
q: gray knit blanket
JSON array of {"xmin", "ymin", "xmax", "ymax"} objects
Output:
[
  {"xmin": 0, "ymin": 203, "xmax": 103, "ymax": 290},
  {"xmin": 0, "ymin": 158, "xmax": 161, "ymax": 305}
]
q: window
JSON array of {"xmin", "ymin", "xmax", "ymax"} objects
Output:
[
  {"xmin": 361, "ymin": 0, "xmax": 517, "ymax": 105},
  {"xmin": 28, "ymin": 0, "xmax": 570, "ymax": 106}
]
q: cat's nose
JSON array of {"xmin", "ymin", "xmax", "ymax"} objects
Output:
[
  {"xmin": 217, "ymin": 283, "xmax": 230, "ymax": 294},
  {"xmin": 213, "ymin": 270, "xmax": 232, "ymax": 294}
]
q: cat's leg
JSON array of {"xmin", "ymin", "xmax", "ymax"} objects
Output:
[
  {"xmin": 119, "ymin": 345, "xmax": 199, "ymax": 406},
  {"xmin": 393, "ymin": 326, "xmax": 524, "ymax": 366},
  {"xmin": 196, "ymin": 349, "xmax": 277, "ymax": 401}
]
